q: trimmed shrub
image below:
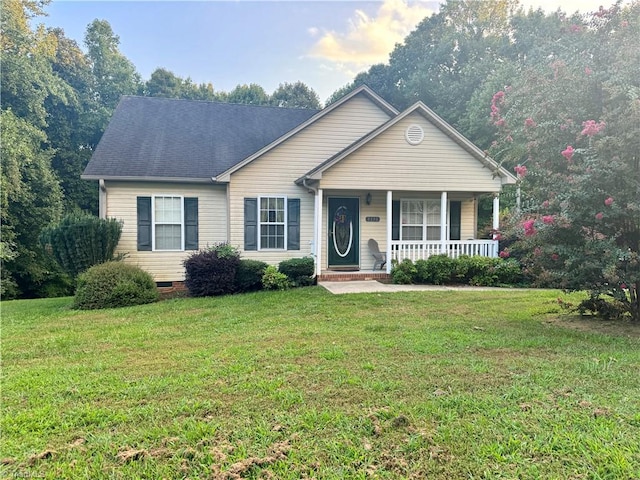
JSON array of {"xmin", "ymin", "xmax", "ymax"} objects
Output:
[
  {"xmin": 395, "ymin": 256, "xmax": 524, "ymax": 287},
  {"xmin": 184, "ymin": 244, "xmax": 240, "ymax": 297},
  {"xmin": 74, "ymin": 262, "xmax": 158, "ymax": 310},
  {"xmin": 493, "ymin": 259, "xmax": 523, "ymax": 286},
  {"xmin": 40, "ymin": 213, "xmax": 123, "ymax": 278},
  {"xmin": 455, "ymin": 255, "xmax": 496, "ymax": 285},
  {"xmin": 278, "ymin": 257, "xmax": 315, "ymax": 287},
  {"xmin": 414, "ymin": 259, "xmax": 430, "ymax": 284},
  {"xmin": 235, "ymin": 259, "xmax": 268, "ymax": 292},
  {"xmin": 423, "ymin": 254, "xmax": 456, "ymax": 285},
  {"xmin": 391, "ymin": 259, "xmax": 417, "ymax": 284},
  {"xmin": 262, "ymin": 265, "xmax": 291, "ymax": 291}
]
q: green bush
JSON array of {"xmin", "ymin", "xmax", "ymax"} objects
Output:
[
  {"xmin": 423, "ymin": 255, "xmax": 456, "ymax": 284},
  {"xmin": 213, "ymin": 243, "xmax": 240, "ymax": 259},
  {"xmin": 414, "ymin": 259, "xmax": 430, "ymax": 284},
  {"xmin": 262, "ymin": 265, "xmax": 291, "ymax": 290},
  {"xmin": 455, "ymin": 255, "xmax": 495, "ymax": 285},
  {"xmin": 394, "ymin": 255, "xmax": 524, "ymax": 287},
  {"xmin": 493, "ymin": 259, "xmax": 524, "ymax": 286},
  {"xmin": 184, "ymin": 243, "xmax": 240, "ymax": 297},
  {"xmin": 74, "ymin": 262, "xmax": 158, "ymax": 310},
  {"xmin": 235, "ymin": 259, "xmax": 268, "ymax": 292},
  {"xmin": 40, "ymin": 213, "xmax": 123, "ymax": 278},
  {"xmin": 391, "ymin": 259, "xmax": 417, "ymax": 284},
  {"xmin": 278, "ymin": 257, "xmax": 315, "ymax": 287}
]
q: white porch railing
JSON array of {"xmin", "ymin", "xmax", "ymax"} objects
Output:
[{"xmin": 391, "ymin": 240, "xmax": 498, "ymax": 263}]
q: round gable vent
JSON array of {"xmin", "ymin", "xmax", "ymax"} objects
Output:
[{"xmin": 405, "ymin": 124, "xmax": 424, "ymax": 145}]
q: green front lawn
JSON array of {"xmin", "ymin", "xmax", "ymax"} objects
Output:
[{"xmin": 2, "ymin": 288, "xmax": 640, "ymax": 479}]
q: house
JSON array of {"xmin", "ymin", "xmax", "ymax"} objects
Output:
[{"xmin": 82, "ymin": 86, "xmax": 516, "ymax": 286}]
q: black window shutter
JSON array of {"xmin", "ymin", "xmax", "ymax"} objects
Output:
[
  {"xmin": 450, "ymin": 201, "xmax": 461, "ymax": 241},
  {"xmin": 184, "ymin": 197, "xmax": 198, "ymax": 250},
  {"xmin": 137, "ymin": 196, "xmax": 152, "ymax": 251},
  {"xmin": 244, "ymin": 198, "xmax": 258, "ymax": 250},
  {"xmin": 287, "ymin": 198, "xmax": 300, "ymax": 250},
  {"xmin": 391, "ymin": 200, "xmax": 400, "ymax": 241}
]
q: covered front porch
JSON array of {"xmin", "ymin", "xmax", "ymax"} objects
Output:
[{"xmin": 311, "ymin": 189, "xmax": 501, "ymax": 277}]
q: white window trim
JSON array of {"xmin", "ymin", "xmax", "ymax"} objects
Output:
[
  {"xmin": 152, "ymin": 195, "xmax": 185, "ymax": 251},
  {"xmin": 258, "ymin": 195, "xmax": 288, "ymax": 251},
  {"xmin": 400, "ymin": 199, "xmax": 424, "ymax": 241},
  {"xmin": 399, "ymin": 198, "xmax": 444, "ymax": 241}
]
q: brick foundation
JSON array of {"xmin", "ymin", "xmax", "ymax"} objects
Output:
[
  {"xmin": 156, "ymin": 281, "xmax": 188, "ymax": 297},
  {"xmin": 318, "ymin": 272, "xmax": 390, "ymax": 282}
]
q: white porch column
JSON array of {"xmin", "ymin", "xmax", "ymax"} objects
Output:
[
  {"xmin": 315, "ymin": 188, "xmax": 323, "ymax": 277},
  {"xmin": 492, "ymin": 193, "xmax": 500, "ymax": 257},
  {"xmin": 440, "ymin": 191, "xmax": 448, "ymax": 252},
  {"xmin": 492, "ymin": 194, "xmax": 500, "ymax": 235},
  {"xmin": 386, "ymin": 190, "xmax": 392, "ymax": 274}
]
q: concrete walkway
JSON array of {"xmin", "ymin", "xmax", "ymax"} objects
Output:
[{"xmin": 319, "ymin": 280, "xmax": 506, "ymax": 294}]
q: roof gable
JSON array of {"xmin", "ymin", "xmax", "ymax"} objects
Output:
[
  {"xmin": 82, "ymin": 96, "xmax": 319, "ymax": 181},
  {"xmin": 299, "ymin": 102, "xmax": 517, "ymax": 185},
  {"xmin": 215, "ymin": 85, "xmax": 399, "ymax": 181}
]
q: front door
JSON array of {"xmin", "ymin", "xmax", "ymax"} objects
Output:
[{"xmin": 328, "ymin": 197, "xmax": 359, "ymax": 268}]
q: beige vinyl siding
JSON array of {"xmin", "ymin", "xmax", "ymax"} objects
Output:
[
  {"xmin": 460, "ymin": 197, "xmax": 477, "ymax": 240},
  {"xmin": 229, "ymin": 93, "xmax": 391, "ymax": 263},
  {"xmin": 319, "ymin": 112, "xmax": 503, "ymax": 192},
  {"xmin": 105, "ymin": 181, "xmax": 227, "ymax": 282}
]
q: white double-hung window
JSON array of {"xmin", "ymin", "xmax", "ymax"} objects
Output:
[
  {"xmin": 400, "ymin": 199, "xmax": 441, "ymax": 241},
  {"xmin": 154, "ymin": 195, "xmax": 183, "ymax": 250},
  {"xmin": 259, "ymin": 196, "xmax": 286, "ymax": 249}
]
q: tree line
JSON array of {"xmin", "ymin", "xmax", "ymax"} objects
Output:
[
  {"xmin": 2, "ymin": 0, "xmax": 638, "ymax": 316},
  {"xmin": 0, "ymin": 0, "xmax": 320, "ymax": 298}
]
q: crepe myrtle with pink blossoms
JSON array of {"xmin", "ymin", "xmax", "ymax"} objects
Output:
[{"xmin": 485, "ymin": 16, "xmax": 640, "ymax": 321}]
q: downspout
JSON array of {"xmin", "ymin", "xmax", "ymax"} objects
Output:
[
  {"xmin": 302, "ymin": 177, "xmax": 320, "ymax": 278},
  {"xmin": 213, "ymin": 176, "xmax": 231, "ymax": 245},
  {"xmin": 99, "ymin": 179, "xmax": 107, "ymax": 219}
]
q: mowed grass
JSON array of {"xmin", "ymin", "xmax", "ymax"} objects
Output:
[{"xmin": 2, "ymin": 287, "xmax": 640, "ymax": 479}]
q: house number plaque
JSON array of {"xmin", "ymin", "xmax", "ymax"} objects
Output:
[{"xmin": 365, "ymin": 216, "xmax": 380, "ymax": 222}]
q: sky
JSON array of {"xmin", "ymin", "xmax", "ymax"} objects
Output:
[{"xmin": 39, "ymin": 0, "xmax": 622, "ymax": 103}]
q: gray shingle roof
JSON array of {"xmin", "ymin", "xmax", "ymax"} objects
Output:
[{"xmin": 82, "ymin": 96, "xmax": 319, "ymax": 180}]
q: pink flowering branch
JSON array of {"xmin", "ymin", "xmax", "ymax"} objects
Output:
[
  {"xmin": 523, "ymin": 219, "xmax": 536, "ymax": 236},
  {"xmin": 581, "ymin": 120, "xmax": 606, "ymax": 137},
  {"xmin": 514, "ymin": 165, "xmax": 527, "ymax": 178},
  {"xmin": 561, "ymin": 145, "xmax": 574, "ymax": 162}
]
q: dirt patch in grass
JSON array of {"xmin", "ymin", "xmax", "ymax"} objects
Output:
[
  {"xmin": 546, "ymin": 315, "xmax": 640, "ymax": 339},
  {"xmin": 211, "ymin": 440, "xmax": 291, "ymax": 480}
]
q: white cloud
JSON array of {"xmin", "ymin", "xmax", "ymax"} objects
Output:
[
  {"xmin": 307, "ymin": 0, "xmax": 628, "ymax": 87},
  {"xmin": 309, "ymin": 0, "xmax": 435, "ymax": 73}
]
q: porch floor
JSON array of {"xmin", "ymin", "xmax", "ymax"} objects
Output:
[{"xmin": 318, "ymin": 270, "xmax": 390, "ymax": 282}]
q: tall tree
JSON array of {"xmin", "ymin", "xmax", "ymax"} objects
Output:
[
  {"xmin": 1, "ymin": 110, "xmax": 66, "ymax": 298},
  {"xmin": 224, "ymin": 83, "xmax": 269, "ymax": 105},
  {"xmin": 1, "ymin": 0, "xmax": 71, "ymax": 297},
  {"xmin": 145, "ymin": 67, "xmax": 184, "ymax": 98},
  {"xmin": 144, "ymin": 67, "xmax": 218, "ymax": 101},
  {"xmin": 270, "ymin": 81, "xmax": 321, "ymax": 109},
  {"xmin": 45, "ymin": 28, "xmax": 100, "ymax": 213},
  {"xmin": 85, "ymin": 19, "xmax": 141, "ymax": 111},
  {"xmin": 1, "ymin": 0, "xmax": 73, "ymax": 128}
]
